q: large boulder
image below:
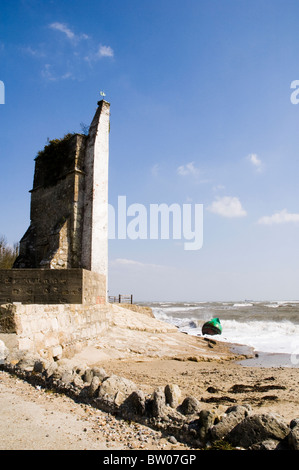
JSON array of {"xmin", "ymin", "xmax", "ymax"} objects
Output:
[
  {"xmin": 165, "ymin": 384, "xmax": 181, "ymax": 408},
  {"xmin": 88, "ymin": 375, "xmax": 101, "ymax": 397},
  {"xmin": 178, "ymin": 396, "xmax": 201, "ymax": 416},
  {"xmin": 288, "ymin": 422, "xmax": 299, "ymax": 450},
  {"xmin": 83, "ymin": 366, "xmax": 107, "ymax": 384},
  {"xmin": 98, "ymin": 375, "xmax": 138, "ymax": 399},
  {"xmin": 227, "ymin": 413, "xmax": 289, "ymax": 448},
  {"xmin": 151, "ymin": 386, "xmax": 166, "ymax": 418},
  {"xmin": 43, "ymin": 361, "xmax": 58, "ymax": 379},
  {"xmin": 209, "ymin": 404, "xmax": 252, "ymax": 441},
  {"xmin": 16, "ymin": 352, "xmax": 42, "ymax": 372},
  {"xmin": 120, "ymin": 390, "xmax": 146, "ymax": 418},
  {"xmin": 95, "ymin": 374, "xmax": 139, "ymax": 412},
  {"xmin": 83, "ymin": 368, "xmax": 94, "ymax": 384},
  {"xmin": 92, "ymin": 367, "xmax": 108, "ymax": 381},
  {"xmin": 189, "ymin": 409, "xmax": 217, "ymax": 444}
]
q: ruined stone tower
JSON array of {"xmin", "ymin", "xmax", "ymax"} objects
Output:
[{"xmin": 1, "ymin": 100, "xmax": 110, "ymax": 305}]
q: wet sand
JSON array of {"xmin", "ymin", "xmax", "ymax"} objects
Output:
[{"xmin": 237, "ymin": 351, "xmax": 299, "ymax": 368}]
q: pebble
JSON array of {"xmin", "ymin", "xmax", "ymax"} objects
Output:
[{"xmin": 77, "ymin": 402, "xmax": 186, "ymax": 450}]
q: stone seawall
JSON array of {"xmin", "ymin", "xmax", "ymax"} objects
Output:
[{"xmin": 0, "ymin": 302, "xmax": 109, "ymax": 360}]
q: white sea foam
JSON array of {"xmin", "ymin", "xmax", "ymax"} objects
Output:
[
  {"xmin": 233, "ymin": 303, "xmax": 253, "ymax": 307},
  {"xmin": 160, "ymin": 306, "xmax": 201, "ymax": 313},
  {"xmin": 219, "ymin": 319, "xmax": 299, "ymax": 354},
  {"xmin": 151, "ymin": 301, "xmax": 299, "ymax": 355}
]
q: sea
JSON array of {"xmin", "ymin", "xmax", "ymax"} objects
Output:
[{"xmin": 143, "ymin": 300, "xmax": 299, "ymax": 365}]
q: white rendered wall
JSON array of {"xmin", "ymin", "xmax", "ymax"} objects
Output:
[{"xmin": 81, "ymin": 100, "xmax": 110, "ymax": 298}]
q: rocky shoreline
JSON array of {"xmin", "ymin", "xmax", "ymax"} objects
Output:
[
  {"xmin": 1, "ymin": 304, "xmax": 299, "ymax": 451},
  {"xmin": 1, "ymin": 348, "xmax": 299, "ymax": 451}
]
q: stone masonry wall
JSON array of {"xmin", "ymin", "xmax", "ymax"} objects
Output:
[
  {"xmin": 0, "ymin": 302, "xmax": 109, "ymax": 359},
  {"xmin": 1, "ymin": 102, "xmax": 111, "ymax": 358},
  {"xmin": 14, "ymin": 134, "xmax": 86, "ymax": 269}
]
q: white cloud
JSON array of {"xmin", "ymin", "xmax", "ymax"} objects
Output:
[
  {"xmin": 49, "ymin": 22, "xmax": 89, "ymax": 42},
  {"xmin": 97, "ymin": 45, "xmax": 114, "ymax": 58},
  {"xmin": 49, "ymin": 22, "xmax": 76, "ymax": 40},
  {"xmin": 110, "ymin": 258, "xmax": 166, "ymax": 270},
  {"xmin": 33, "ymin": 22, "xmax": 114, "ymax": 82},
  {"xmin": 258, "ymin": 209, "xmax": 299, "ymax": 225},
  {"xmin": 248, "ymin": 153, "xmax": 263, "ymax": 172},
  {"xmin": 208, "ymin": 196, "xmax": 247, "ymax": 218},
  {"xmin": 177, "ymin": 162, "xmax": 199, "ymax": 177},
  {"xmin": 84, "ymin": 44, "xmax": 114, "ymax": 63}
]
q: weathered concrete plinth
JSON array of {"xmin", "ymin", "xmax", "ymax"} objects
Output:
[
  {"xmin": 0, "ymin": 269, "xmax": 106, "ymax": 305},
  {"xmin": 0, "ymin": 268, "xmax": 108, "ymax": 359}
]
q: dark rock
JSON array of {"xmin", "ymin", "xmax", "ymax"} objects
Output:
[
  {"xmin": 43, "ymin": 361, "xmax": 58, "ymax": 379},
  {"xmin": 201, "ymin": 395, "xmax": 237, "ymax": 404},
  {"xmin": 83, "ymin": 368, "xmax": 93, "ymax": 383},
  {"xmin": 33, "ymin": 359, "xmax": 46, "ymax": 374},
  {"xmin": 178, "ymin": 396, "xmax": 201, "ymax": 415},
  {"xmin": 88, "ymin": 375, "xmax": 101, "ymax": 397},
  {"xmin": 229, "ymin": 383, "xmax": 286, "ymax": 393},
  {"xmin": 290, "ymin": 418, "xmax": 299, "ymax": 429},
  {"xmin": 288, "ymin": 423, "xmax": 299, "ymax": 450},
  {"xmin": 189, "ymin": 409, "xmax": 216, "ymax": 443},
  {"xmin": 73, "ymin": 365, "xmax": 86, "ymax": 377},
  {"xmin": 16, "ymin": 352, "xmax": 41, "ymax": 372},
  {"xmin": 121, "ymin": 390, "xmax": 146, "ymax": 417},
  {"xmin": 206, "ymin": 386, "xmax": 219, "ymax": 394},
  {"xmin": 151, "ymin": 386, "xmax": 166, "ymax": 418},
  {"xmin": 210, "ymin": 405, "xmax": 252, "ymax": 441},
  {"xmin": 227, "ymin": 413, "xmax": 289, "ymax": 449}
]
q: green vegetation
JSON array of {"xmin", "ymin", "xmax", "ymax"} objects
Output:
[
  {"xmin": 37, "ymin": 133, "xmax": 75, "ymax": 159},
  {"xmin": 35, "ymin": 133, "xmax": 77, "ymax": 188},
  {"xmin": 206, "ymin": 440, "xmax": 237, "ymax": 450},
  {"xmin": 0, "ymin": 235, "xmax": 19, "ymax": 268},
  {"xmin": 36, "ymin": 133, "xmax": 75, "ymax": 163}
]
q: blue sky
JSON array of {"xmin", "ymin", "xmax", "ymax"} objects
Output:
[{"xmin": 1, "ymin": 0, "xmax": 299, "ymax": 301}]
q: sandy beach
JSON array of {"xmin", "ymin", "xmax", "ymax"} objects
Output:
[
  {"xmin": 60, "ymin": 304, "xmax": 299, "ymax": 423},
  {"xmin": 1, "ymin": 303, "xmax": 299, "ymax": 450},
  {"xmin": 101, "ymin": 356, "xmax": 299, "ymax": 423}
]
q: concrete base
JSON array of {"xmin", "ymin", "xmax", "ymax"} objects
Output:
[
  {"xmin": 0, "ymin": 269, "xmax": 106, "ymax": 305},
  {"xmin": 0, "ymin": 302, "xmax": 110, "ymax": 360}
]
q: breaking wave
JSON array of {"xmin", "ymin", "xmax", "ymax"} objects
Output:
[{"xmin": 147, "ymin": 300, "xmax": 299, "ymax": 355}]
